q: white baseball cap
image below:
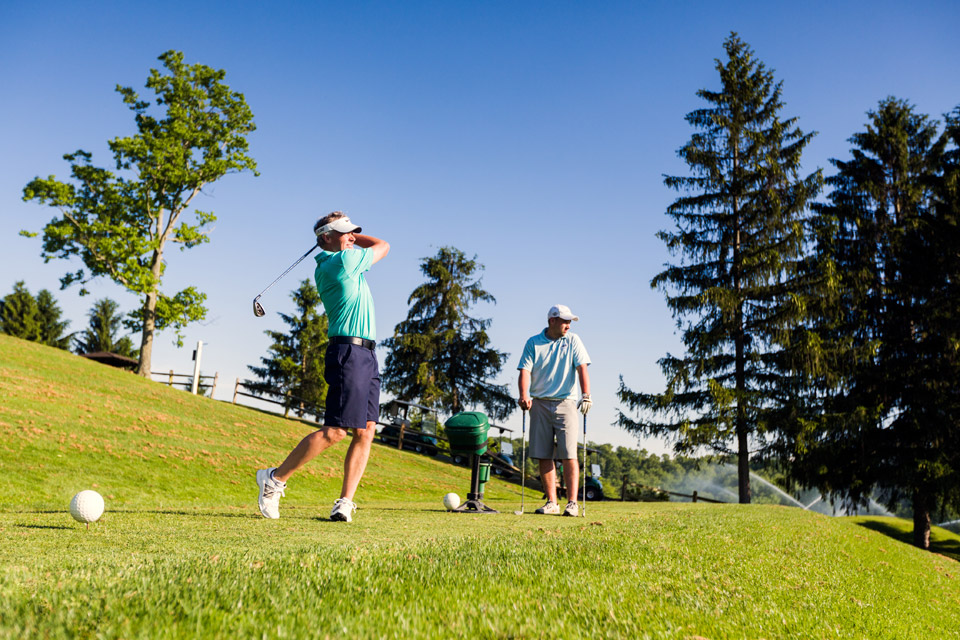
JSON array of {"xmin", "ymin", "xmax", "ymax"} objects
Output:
[
  {"xmin": 548, "ymin": 304, "xmax": 579, "ymax": 321},
  {"xmin": 314, "ymin": 216, "xmax": 361, "ymax": 238}
]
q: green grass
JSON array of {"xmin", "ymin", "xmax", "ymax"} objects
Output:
[{"xmin": 2, "ymin": 334, "xmax": 959, "ymax": 639}]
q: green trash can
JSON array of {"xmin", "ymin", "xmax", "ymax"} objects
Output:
[
  {"xmin": 445, "ymin": 411, "xmax": 490, "ymax": 456},
  {"xmin": 444, "ymin": 411, "xmax": 497, "ymax": 513}
]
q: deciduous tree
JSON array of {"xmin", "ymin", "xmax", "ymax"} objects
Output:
[{"xmin": 22, "ymin": 50, "xmax": 257, "ymax": 376}]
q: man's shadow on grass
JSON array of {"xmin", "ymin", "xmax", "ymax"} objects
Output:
[{"xmin": 855, "ymin": 520, "xmax": 960, "ymax": 562}]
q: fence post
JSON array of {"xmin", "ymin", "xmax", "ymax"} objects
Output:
[
  {"xmin": 210, "ymin": 372, "xmax": 218, "ymax": 399},
  {"xmin": 692, "ymin": 490, "xmax": 698, "ymax": 503},
  {"xmin": 168, "ymin": 370, "xmax": 174, "ymax": 386},
  {"xmin": 233, "ymin": 378, "xmax": 239, "ymax": 404},
  {"xmin": 397, "ymin": 421, "xmax": 406, "ymax": 450},
  {"xmin": 283, "ymin": 390, "xmax": 291, "ymax": 418}
]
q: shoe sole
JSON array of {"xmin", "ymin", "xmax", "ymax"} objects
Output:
[
  {"xmin": 330, "ymin": 513, "xmax": 351, "ymax": 522},
  {"xmin": 256, "ymin": 469, "xmax": 279, "ymax": 519}
]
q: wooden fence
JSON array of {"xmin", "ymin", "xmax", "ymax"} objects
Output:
[
  {"xmin": 151, "ymin": 370, "xmax": 218, "ymax": 396},
  {"xmin": 620, "ymin": 477, "xmax": 726, "ymax": 503},
  {"xmin": 231, "ymin": 378, "xmax": 325, "ymax": 421}
]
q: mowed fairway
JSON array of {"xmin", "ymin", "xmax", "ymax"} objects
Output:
[{"xmin": 2, "ymin": 335, "xmax": 959, "ymax": 639}]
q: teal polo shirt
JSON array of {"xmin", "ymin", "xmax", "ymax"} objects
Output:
[
  {"xmin": 314, "ymin": 247, "xmax": 376, "ymax": 341},
  {"xmin": 517, "ymin": 330, "xmax": 590, "ymax": 400}
]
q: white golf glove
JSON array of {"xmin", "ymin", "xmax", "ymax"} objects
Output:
[{"xmin": 577, "ymin": 394, "xmax": 592, "ymax": 415}]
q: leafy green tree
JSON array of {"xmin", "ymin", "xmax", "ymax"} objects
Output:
[
  {"xmin": 73, "ymin": 298, "xmax": 139, "ymax": 358},
  {"xmin": 0, "ymin": 281, "xmax": 41, "ymax": 341},
  {"xmin": 21, "ymin": 50, "xmax": 257, "ymax": 376},
  {"xmin": 381, "ymin": 246, "xmax": 514, "ymax": 421},
  {"xmin": 248, "ymin": 280, "xmax": 329, "ymax": 416},
  {"xmin": 790, "ymin": 98, "xmax": 960, "ymax": 549},
  {"xmin": 616, "ymin": 33, "xmax": 821, "ymax": 503}
]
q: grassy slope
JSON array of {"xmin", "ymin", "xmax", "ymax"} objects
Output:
[{"xmin": 1, "ymin": 335, "xmax": 958, "ymax": 639}]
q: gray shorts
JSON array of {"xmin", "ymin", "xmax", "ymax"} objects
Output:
[{"xmin": 529, "ymin": 398, "xmax": 579, "ymax": 460}]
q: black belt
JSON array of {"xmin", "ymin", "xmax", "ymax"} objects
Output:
[{"xmin": 330, "ymin": 336, "xmax": 376, "ymax": 350}]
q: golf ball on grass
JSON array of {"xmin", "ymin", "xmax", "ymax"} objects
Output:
[
  {"xmin": 70, "ymin": 490, "xmax": 104, "ymax": 524},
  {"xmin": 442, "ymin": 492, "xmax": 460, "ymax": 511}
]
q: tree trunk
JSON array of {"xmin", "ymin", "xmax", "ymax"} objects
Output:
[
  {"xmin": 136, "ymin": 249, "xmax": 163, "ymax": 377},
  {"xmin": 912, "ymin": 489, "xmax": 931, "ymax": 550}
]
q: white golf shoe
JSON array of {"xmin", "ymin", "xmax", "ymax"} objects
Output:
[
  {"xmin": 535, "ymin": 500, "xmax": 560, "ymax": 515},
  {"xmin": 256, "ymin": 468, "xmax": 286, "ymax": 519},
  {"xmin": 330, "ymin": 498, "xmax": 357, "ymax": 522},
  {"xmin": 562, "ymin": 501, "xmax": 579, "ymax": 517}
]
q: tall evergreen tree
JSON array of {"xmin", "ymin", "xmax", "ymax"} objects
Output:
[
  {"xmin": 791, "ymin": 99, "xmax": 960, "ymax": 549},
  {"xmin": 247, "ymin": 280, "xmax": 329, "ymax": 415},
  {"xmin": 35, "ymin": 289, "xmax": 72, "ymax": 350},
  {"xmin": 616, "ymin": 33, "xmax": 821, "ymax": 503},
  {"xmin": 381, "ymin": 246, "xmax": 514, "ymax": 421},
  {"xmin": 73, "ymin": 298, "xmax": 139, "ymax": 358},
  {"xmin": 0, "ymin": 281, "xmax": 42, "ymax": 341}
]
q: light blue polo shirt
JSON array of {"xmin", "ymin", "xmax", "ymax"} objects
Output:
[
  {"xmin": 314, "ymin": 247, "xmax": 376, "ymax": 341},
  {"xmin": 517, "ymin": 330, "xmax": 590, "ymax": 400}
]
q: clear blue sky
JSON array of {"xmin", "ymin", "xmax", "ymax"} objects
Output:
[{"xmin": 2, "ymin": 1, "xmax": 958, "ymax": 453}]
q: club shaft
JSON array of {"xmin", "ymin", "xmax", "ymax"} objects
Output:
[
  {"xmin": 520, "ymin": 410, "xmax": 526, "ymax": 512},
  {"xmin": 582, "ymin": 413, "xmax": 587, "ymax": 517},
  {"xmin": 256, "ymin": 244, "xmax": 318, "ymax": 298}
]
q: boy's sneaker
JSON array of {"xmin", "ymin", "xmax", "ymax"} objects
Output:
[
  {"xmin": 330, "ymin": 498, "xmax": 357, "ymax": 522},
  {"xmin": 256, "ymin": 468, "xmax": 286, "ymax": 519},
  {"xmin": 563, "ymin": 501, "xmax": 579, "ymax": 517},
  {"xmin": 535, "ymin": 500, "xmax": 560, "ymax": 515}
]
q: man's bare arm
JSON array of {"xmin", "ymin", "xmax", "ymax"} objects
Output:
[{"xmin": 353, "ymin": 234, "xmax": 390, "ymax": 264}]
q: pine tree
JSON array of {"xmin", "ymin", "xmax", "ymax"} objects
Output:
[
  {"xmin": 0, "ymin": 281, "xmax": 42, "ymax": 341},
  {"xmin": 35, "ymin": 289, "xmax": 72, "ymax": 350},
  {"xmin": 247, "ymin": 280, "xmax": 329, "ymax": 416},
  {"xmin": 381, "ymin": 247, "xmax": 514, "ymax": 421},
  {"xmin": 73, "ymin": 298, "xmax": 139, "ymax": 358},
  {"xmin": 792, "ymin": 98, "xmax": 960, "ymax": 549},
  {"xmin": 616, "ymin": 33, "xmax": 821, "ymax": 503}
]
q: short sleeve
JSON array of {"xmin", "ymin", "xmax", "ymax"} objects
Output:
[
  {"xmin": 339, "ymin": 247, "xmax": 374, "ymax": 278},
  {"xmin": 571, "ymin": 334, "xmax": 591, "ymax": 367},
  {"xmin": 517, "ymin": 338, "xmax": 535, "ymax": 371}
]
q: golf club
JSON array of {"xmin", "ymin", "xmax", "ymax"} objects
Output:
[
  {"xmin": 252, "ymin": 244, "xmax": 319, "ymax": 317},
  {"xmin": 581, "ymin": 412, "xmax": 587, "ymax": 518},
  {"xmin": 514, "ymin": 410, "xmax": 527, "ymax": 515}
]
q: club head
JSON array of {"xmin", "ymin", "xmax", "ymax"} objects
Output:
[
  {"xmin": 253, "ymin": 296, "xmax": 265, "ymax": 317},
  {"xmin": 513, "ymin": 510, "xmax": 523, "ymax": 516}
]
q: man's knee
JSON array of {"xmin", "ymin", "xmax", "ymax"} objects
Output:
[
  {"xmin": 319, "ymin": 426, "xmax": 349, "ymax": 444},
  {"xmin": 353, "ymin": 423, "xmax": 377, "ymax": 442}
]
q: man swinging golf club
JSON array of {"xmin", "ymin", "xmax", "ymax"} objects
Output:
[
  {"xmin": 256, "ymin": 211, "xmax": 389, "ymax": 522},
  {"xmin": 517, "ymin": 304, "xmax": 591, "ymax": 516}
]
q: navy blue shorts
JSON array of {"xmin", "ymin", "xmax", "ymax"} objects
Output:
[{"xmin": 324, "ymin": 342, "xmax": 380, "ymax": 429}]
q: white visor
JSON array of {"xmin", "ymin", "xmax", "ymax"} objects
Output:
[{"xmin": 315, "ymin": 216, "xmax": 361, "ymax": 237}]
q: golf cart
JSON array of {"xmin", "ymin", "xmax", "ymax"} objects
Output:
[
  {"xmin": 450, "ymin": 424, "xmax": 520, "ymax": 479},
  {"xmin": 552, "ymin": 445, "xmax": 604, "ymax": 501},
  {"xmin": 488, "ymin": 424, "xmax": 518, "ymax": 479},
  {"xmin": 377, "ymin": 400, "xmax": 440, "ymax": 456}
]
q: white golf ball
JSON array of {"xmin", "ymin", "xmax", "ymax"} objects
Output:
[
  {"xmin": 70, "ymin": 490, "xmax": 104, "ymax": 524},
  {"xmin": 442, "ymin": 492, "xmax": 460, "ymax": 511}
]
